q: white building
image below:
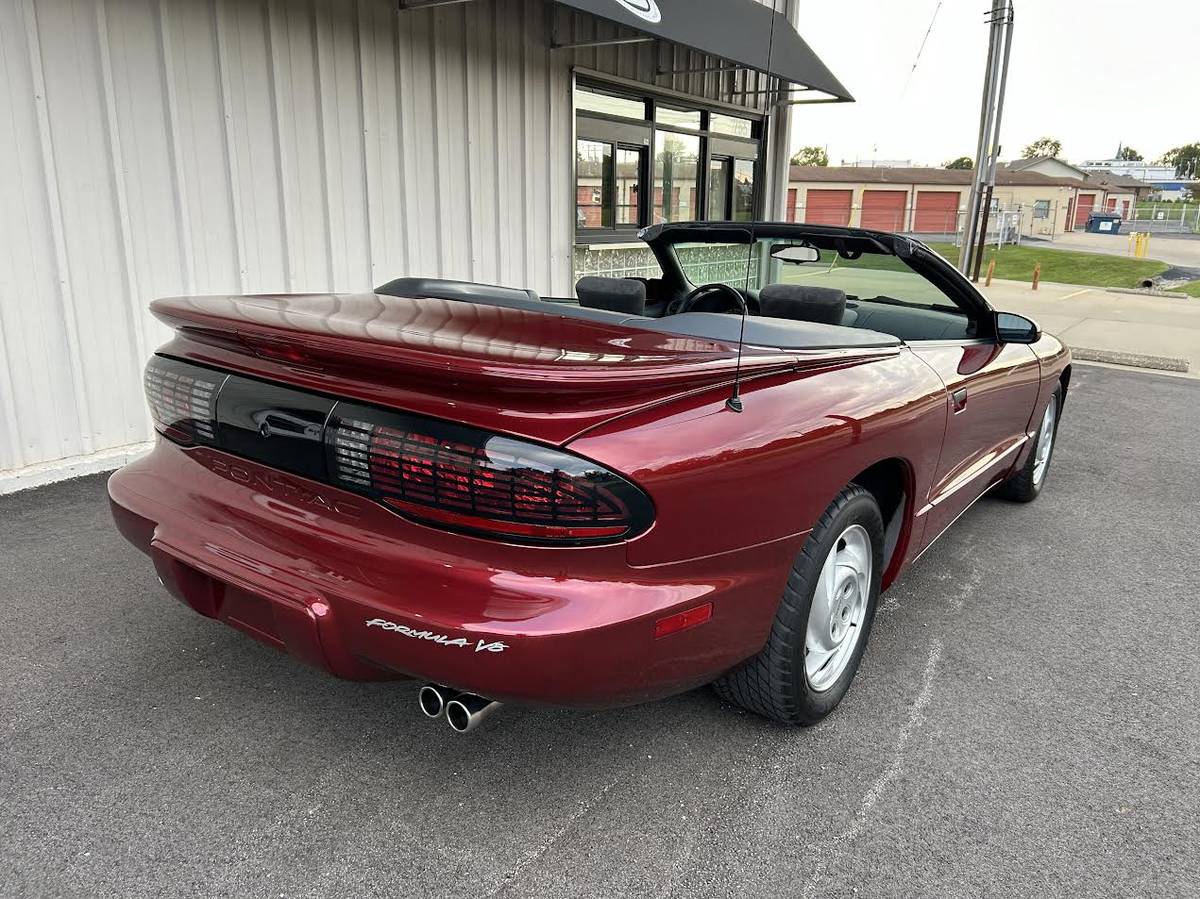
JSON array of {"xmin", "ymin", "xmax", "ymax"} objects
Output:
[
  {"xmin": 0, "ymin": 0, "xmax": 849, "ymax": 492},
  {"xmin": 1078, "ymin": 159, "xmax": 1188, "ymax": 201}
]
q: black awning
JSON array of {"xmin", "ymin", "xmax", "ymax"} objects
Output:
[{"xmin": 554, "ymin": 0, "xmax": 852, "ymax": 102}]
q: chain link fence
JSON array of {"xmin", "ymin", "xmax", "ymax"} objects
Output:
[
  {"xmin": 784, "ymin": 204, "xmax": 1031, "ymax": 247},
  {"xmin": 1122, "ymin": 203, "xmax": 1200, "ymax": 234}
]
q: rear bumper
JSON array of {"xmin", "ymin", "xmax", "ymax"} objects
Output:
[{"xmin": 108, "ymin": 441, "xmax": 799, "ymax": 707}]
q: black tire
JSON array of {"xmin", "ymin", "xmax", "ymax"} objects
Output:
[
  {"xmin": 999, "ymin": 384, "xmax": 1063, "ymax": 503},
  {"xmin": 713, "ymin": 485, "xmax": 884, "ymax": 725}
]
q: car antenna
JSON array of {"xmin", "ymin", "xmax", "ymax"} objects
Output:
[
  {"xmin": 725, "ymin": 228, "xmax": 753, "ymax": 413},
  {"xmin": 727, "ymin": 3, "xmax": 780, "ymax": 414}
]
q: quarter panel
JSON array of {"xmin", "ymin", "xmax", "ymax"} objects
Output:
[{"xmin": 568, "ymin": 350, "xmax": 948, "ymax": 568}]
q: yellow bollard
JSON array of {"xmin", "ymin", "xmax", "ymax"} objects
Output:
[
  {"xmin": 1032, "ymin": 262, "xmax": 1041, "ymax": 291},
  {"xmin": 985, "ymin": 257, "xmax": 996, "ymax": 287}
]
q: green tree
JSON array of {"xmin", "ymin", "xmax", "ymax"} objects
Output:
[
  {"xmin": 1160, "ymin": 143, "xmax": 1200, "ymax": 180},
  {"xmin": 791, "ymin": 146, "xmax": 829, "ymax": 167},
  {"xmin": 1116, "ymin": 146, "xmax": 1143, "ymax": 161},
  {"xmin": 1022, "ymin": 137, "xmax": 1062, "ymax": 159},
  {"xmin": 944, "ymin": 156, "xmax": 973, "ymax": 170}
]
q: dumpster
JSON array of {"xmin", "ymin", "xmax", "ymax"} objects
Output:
[{"xmin": 1085, "ymin": 212, "xmax": 1123, "ymax": 234}]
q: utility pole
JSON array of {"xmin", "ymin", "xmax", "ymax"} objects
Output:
[
  {"xmin": 959, "ymin": 0, "xmax": 1014, "ymax": 278},
  {"xmin": 971, "ymin": 1, "xmax": 1014, "ymax": 280}
]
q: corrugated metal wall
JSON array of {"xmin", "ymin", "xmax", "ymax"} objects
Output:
[{"xmin": 0, "ymin": 0, "xmax": 775, "ymax": 478}]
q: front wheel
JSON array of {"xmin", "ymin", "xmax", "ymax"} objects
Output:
[
  {"xmin": 999, "ymin": 385, "xmax": 1062, "ymax": 503},
  {"xmin": 713, "ymin": 485, "xmax": 884, "ymax": 725}
]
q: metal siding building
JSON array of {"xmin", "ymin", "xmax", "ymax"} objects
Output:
[{"xmin": 0, "ymin": 0, "xmax": 828, "ymax": 489}]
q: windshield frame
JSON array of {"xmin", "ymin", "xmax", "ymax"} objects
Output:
[{"xmin": 639, "ymin": 221, "xmax": 996, "ymax": 337}]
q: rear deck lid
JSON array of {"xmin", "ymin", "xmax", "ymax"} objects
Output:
[{"xmin": 151, "ymin": 292, "xmax": 889, "ymax": 445}]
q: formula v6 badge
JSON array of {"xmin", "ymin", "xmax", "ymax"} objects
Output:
[{"xmin": 366, "ymin": 618, "xmax": 508, "ymax": 653}]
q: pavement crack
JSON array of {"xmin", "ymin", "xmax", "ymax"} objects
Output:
[
  {"xmin": 484, "ymin": 775, "xmax": 619, "ymax": 897},
  {"xmin": 800, "ymin": 637, "xmax": 944, "ymax": 897},
  {"xmin": 948, "ymin": 568, "xmax": 983, "ymax": 613}
]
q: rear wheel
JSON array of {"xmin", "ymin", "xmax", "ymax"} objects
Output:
[
  {"xmin": 999, "ymin": 385, "xmax": 1061, "ymax": 503},
  {"xmin": 713, "ymin": 485, "xmax": 884, "ymax": 725}
]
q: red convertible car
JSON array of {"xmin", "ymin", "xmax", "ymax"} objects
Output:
[{"xmin": 109, "ymin": 222, "xmax": 1069, "ymax": 732}]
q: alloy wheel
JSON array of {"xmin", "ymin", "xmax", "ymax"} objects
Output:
[
  {"xmin": 1032, "ymin": 395, "xmax": 1057, "ymax": 487},
  {"xmin": 805, "ymin": 524, "xmax": 872, "ymax": 692}
]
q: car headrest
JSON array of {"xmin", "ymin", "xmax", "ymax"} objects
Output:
[
  {"xmin": 575, "ymin": 277, "xmax": 647, "ymax": 316},
  {"xmin": 374, "ymin": 277, "xmax": 540, "ymax": 305},
  {"xmin": 759, "ymin": 284, "xmax": 847, "ymax": 326}
]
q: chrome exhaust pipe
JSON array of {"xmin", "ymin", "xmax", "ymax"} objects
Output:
[
  {"xmin": 418, "ymin": 684, "xmax": 459, "ymax": 719},
  {"xmin": 445, "ymin": 693, "xmax": 501, "ymax": 733}
]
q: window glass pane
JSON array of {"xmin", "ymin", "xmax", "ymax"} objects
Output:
[
  {"xmin": 576, "ymin": 139, "xmax": 613, "ymax": 229},
  {"xmin": 675, "ymin": 239, "xmax": 971, "ymax": 336},
  {"xmin": 576, "ymin": 87, "xmax": 645, "ymax": 120},
  {"xmin": 675, "ymin": 243, "xmax": 758, "ymax": 289},
  {"xmin": 615, "ymin": 148, "xmax": 642, "ymax": 226},
  {"xmin": 733, "ymin": 159, "xmax": 755, "ymax": 222},
  {"xmin": 710, "ymin": 113, "xmax": 753, "ymax": 138},
  {"xmin": 653, "ymin": 132, "xmax": 701, "ymax": 224},
  {"xmin": 776, "ymin": 242, "xmax": 966, "ymax": 312},
  {"xmin": 655, "ymin": 106, "xmax": 702, "ymax": 130},
  {"xmin": 708, "ymin": 157, "xmax": 730, "ymax": 221}
]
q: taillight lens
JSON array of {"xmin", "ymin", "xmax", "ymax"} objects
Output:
[
  {"xmin": 326, "ymin": 403, "xmax": 653, "ymax": 545},
  {"xmin": 144, "ymin": 357, "xmax": 226, "ymax": 445}
]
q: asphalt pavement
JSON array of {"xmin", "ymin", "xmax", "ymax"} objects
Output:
[
  {"xmin": 1050, "ymin": 230, "xmax": 1200, "ymax": 270},
  {"xmin": 2, "ymin": 364, "xmax": 1197, "ymax": 899}
]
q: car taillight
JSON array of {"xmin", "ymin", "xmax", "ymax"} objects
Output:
[
  {"xmin": 326, "ymin": 403, "xmax": 653, "ymax": 545},
  {"xmin": 144, "ymin": 357, "xmax": 226, "ymax": 446}
]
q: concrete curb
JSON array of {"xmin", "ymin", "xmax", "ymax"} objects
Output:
[
  {"xmin": 0, "ymin": 442, "xmax": 152, "ymax": 496},
  {"xmin": 1104, "ymin": 287, "xmax": 1191, "ymax": 299},
  {"xmin": 1069, "ymin": 347, "xmax": 1190, "ymax": 373}
]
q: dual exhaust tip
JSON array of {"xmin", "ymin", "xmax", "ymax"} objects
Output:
[{"xmin": 418, "ymin": 684, "xmax": 500, "ymax": 733}]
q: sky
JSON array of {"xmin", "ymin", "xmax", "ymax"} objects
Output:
[{"xmin": 789, "ymin": 0, "xmax": 1200, "ymax": 166}]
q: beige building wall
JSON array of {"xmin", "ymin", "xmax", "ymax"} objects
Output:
[
  {"xmin": 991, "ymin": 184, "xmax": 1076, "ymax": 237},
  {"xmin": 1099, "ymin": 190, "xmax": 1138, "ymax": 216}
]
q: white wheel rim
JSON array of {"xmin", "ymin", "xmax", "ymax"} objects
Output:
[
  {"xmin": 1032, "ymin": 395, "xmax": 1057, "ymax": 487},
  {"xmin": 805, "ymin": 524, "xmax": 872, "ymax": 692}
]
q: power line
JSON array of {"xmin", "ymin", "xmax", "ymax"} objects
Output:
[{"xmin": 899, "ymin": 0, "xmax": 945, "ymax": 98}]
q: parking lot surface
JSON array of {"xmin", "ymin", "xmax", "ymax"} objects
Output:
[{"xmin": 2, "ymin": 364, "xmax": 1197, "ymax": 899}]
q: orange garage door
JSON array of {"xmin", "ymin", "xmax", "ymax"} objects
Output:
[
  {"xmin": 804, "ymin": 189, "xmax": 852, "ymax": 226},
  {"xmin": 1074, "ymin": 193, "xmax": 1096, "ymax": 228},
  {"xmin": 860, "ymin": 190, "xmax": 907, "ymax": 231},
  {"xmin": 913, "ymin": 191, "xmax": 960, "ymax": 233}
]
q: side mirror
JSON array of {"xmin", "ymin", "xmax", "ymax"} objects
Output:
[
  {"xmin": 770, "ymin": 244, "xmax": 821, "ymax": 264},
  {"xmin": 995, "ymin": 311, "xmax": 1041, "ymax": 344}
]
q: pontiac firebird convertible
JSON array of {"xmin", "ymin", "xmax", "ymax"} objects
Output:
[{"xmin": 109, "ymin": 222, "xmax": 1069, "ymax": 732}]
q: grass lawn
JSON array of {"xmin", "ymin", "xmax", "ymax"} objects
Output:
[
  {"xmin": 920, "ymin": 242, "xmax": 1169, "ymax": 289},
  {"xmin": 1178, "ymin": 281, "xmax": 1200, "ymax": 297}
]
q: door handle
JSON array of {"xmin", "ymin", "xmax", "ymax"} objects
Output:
[{"xmin": 951, "ymin": 387, "xmax": 968, "ymax": 412}]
